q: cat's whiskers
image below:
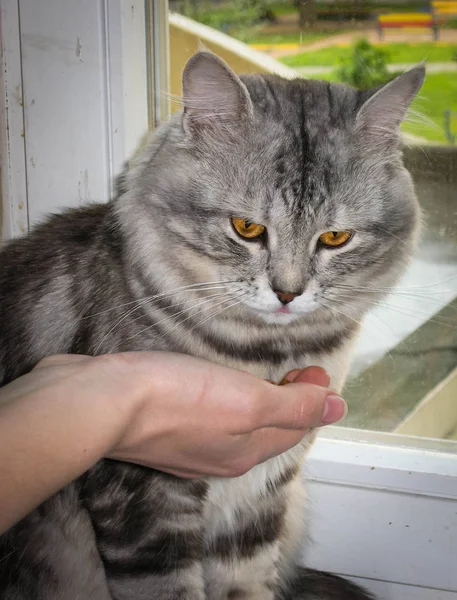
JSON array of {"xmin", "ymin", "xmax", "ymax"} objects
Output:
[
  {"xmin": 173, "ymin": 291, "xmax": 250, "ymax": 335},
  {"xmin": 317, "ymin": 296, "xmax": 387, "ymax": 341},
  {"xmin": 327, "ymin": 295, "xmax": 413, "ymax": 358},
  {"xmin": 332, "ymin": 284, "xmax": 457, "ymax": 310},
  {"xmin": 153, "ymin": 291, "xmax": 250, "ymax": 345},
  {"xmin": 333, "ymin": 281, "xmax": 457, "ymax": 298},
  {"xmin": 106, "ymin": 290, "xmax": 239, "ymax": 344},
  {"xmin": 365, "ymin": 300, "xmax": 457, "ymax": 330},
  {"xmin": 85, "ymin": 280, "xmax": 239, "ymax": 319},
  {"xmin": 336, "ymin": 272, "xmax": 457, "ymax": 291},
  {"xmin": 371, "ymin": 223, "xmax": 412, "ymax": 247},
  {"xmin": 93, "ymin": 282, "xmax": 239, "ymax": 354},
  {"xmin": 187, "ymin": 292, "xmax": 252, "ymax": 334},
  {"xmin": 333, "ymin": 292, "xmax": 457, "ymax": 329},
  {"xmin": 317, "ymin": 296, "xmax": 398, "ymax": 364},
  {"xmin": 122, "ymin": 290, "xmax": 246, "ymax": 346},
  {"xmin": 316, "ymin": 297, "xmax": 367, "ymax": 331}
]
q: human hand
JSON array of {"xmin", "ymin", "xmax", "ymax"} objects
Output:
[
  {"xmin": 22, "ymin": 352, "xmax": 345, "ymax": 479},
  {"xmin": 100, "ymin": 352, "xmax": 346, "ymax": 478},
  {"xmin": 0, "ymin": 352, "xmax": 346, "ymax": 531}
]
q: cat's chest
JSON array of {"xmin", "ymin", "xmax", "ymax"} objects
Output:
[
  {"xmin": 210, "ymin": 343, "xmax": 353, "ymax": 392},
  {"xmin": 203, "ymin": 438, "xmax": 308, "ymax": 541}
]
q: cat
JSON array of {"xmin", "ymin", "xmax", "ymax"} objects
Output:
[{"xmin": 0, "ymin": 51, "xmax": 424, "ymax": 599}]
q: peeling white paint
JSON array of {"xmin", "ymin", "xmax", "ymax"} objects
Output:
[
  {"xmin": 77, "ymin": 169, "xmax": 91, "ymax": 202},
  {"xmin": 75, "ymin": 35, "xmax": 83, "ymax": 62},
  {"xmin": 0, "ymin": 0, "xmax": 29, "ymax": 239},
  {"xmin": 2, "ymin": 0, "xmax": 149, "ymax": 233}
]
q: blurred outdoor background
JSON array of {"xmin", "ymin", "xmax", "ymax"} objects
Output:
[{"xmin": 170, "ymin": 0, "xmax": 457, "ymax": 145}]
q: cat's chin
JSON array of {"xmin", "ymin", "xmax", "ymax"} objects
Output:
[{"xmin": 254, "ymin": 311, "xmax": 301, "ymax": 325}]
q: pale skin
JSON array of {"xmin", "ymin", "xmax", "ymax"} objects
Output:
[{"xmin": 0, "ymin": 352, "xmax": 347, "ymax": 535}]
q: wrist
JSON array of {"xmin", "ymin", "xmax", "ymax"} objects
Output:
[{"xmin": 94, "ymin": 353, "xmax": 165, "ymax": 460}]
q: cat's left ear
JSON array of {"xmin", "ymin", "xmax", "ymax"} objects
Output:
[
  {"xmin": 182, "ymin": 51, "xmax": 253, "ymax": 137},
  {"xmin": 355, "ymin": 65, "xmax": 425, "ymax": 144}
]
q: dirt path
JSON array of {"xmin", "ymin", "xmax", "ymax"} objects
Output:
[
  {"xmin": 255, "ymin": 28, "xmax": 457, "ymax": 59},
  {"xmin": 295, "ymin": 62, "xmax": 457, "ymax": 75}
]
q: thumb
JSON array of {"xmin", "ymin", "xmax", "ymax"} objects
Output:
[{"xmin": 260, "ymin": 382, "xmax": 347, "ymax": 430}]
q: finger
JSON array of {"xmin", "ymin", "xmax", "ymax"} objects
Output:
[
  {"xmin": 283, "ymin": 366, "xmax": 330, "ymax": 387},
  {"xmin": 34, "ymin": 354, "xmax": 92, "ymax": 370},
  {"xmin": 293, "ymin": 366, "xmax": 330, "ymax": 387},
  {"xmin": 258, "ymin": 383, "xmax": 347, "ymax": 430}
]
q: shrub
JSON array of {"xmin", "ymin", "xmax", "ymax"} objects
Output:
[
  {"xmin": 176, "ymin": 1, "xmax": 276, "ymax": 42},
  {"xmin": 334, "ymin": 38, "xmax": 392, "ymax": 89}
]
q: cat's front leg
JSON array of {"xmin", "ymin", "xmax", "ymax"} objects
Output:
[
  {"xmin": 83, "ymin": 461, "xmax": 208, "ymax": 600},
  {"xmin": 204, "ymin": 544, "xmax": 280, "ymax": 600},
  {"xmin": 203, "ymin": 467, "xmax": 295, "ymax": 600}
]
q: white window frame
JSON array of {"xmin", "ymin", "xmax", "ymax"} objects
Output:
[
  {"xmin": 0, "ymin": 0, "xmax": 154, "ymax": 239},
  {"xmin": 307, "ymin": 428, "xmax": 457, "ymax": 598},
  {"xmin": 1, "ymin": 2, "xmax": 456, "ymax": 598}
]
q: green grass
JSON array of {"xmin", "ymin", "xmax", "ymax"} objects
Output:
[
  {"xmin": 281, "ymin": 42, "xmax": 457, "ymax": 67},
  {"xmin": 267, "ymin": 1, "xmax": 427, "ymax": 16},
  {"xmin": 443, "ymin": 17, "xmax": 457, "ymax": 29},
  {"xmin": 403, "ymin": 73, "xmax": 457, "ymax": 143},
  {"xmin": 305, "ymin": 72, "xmax": 457, "ymax": 143},
  {"xmin": 268, "ymin": 2, "xmax": 298, "ymax": 16}
]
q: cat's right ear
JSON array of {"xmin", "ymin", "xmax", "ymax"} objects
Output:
[
  {"xmin": 355, "ymin": 65, "xmax": 425, "ymax": 147},
  {"xmin": 182, "ymin": 52, "xmax": 253, "ymax": 138}
]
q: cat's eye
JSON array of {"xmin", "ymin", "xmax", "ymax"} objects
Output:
[
  {"xmin": 318, "ymin": 231, "xmax": 352, "ymax": 248},
  {"xmin": 231, "ymin": 217, "xmax": 265, "ymax": 239}
]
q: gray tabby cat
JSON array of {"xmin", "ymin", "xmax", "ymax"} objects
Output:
[{"xmin": 0, "ymin": 52, "xmax": 424, "ymax": 599}]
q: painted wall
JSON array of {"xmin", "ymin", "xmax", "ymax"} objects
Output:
[
  {"xmin": 169, "ymin": 12, "xmax": 297, "ymax": 112},
  {"xmin": 0, "ymin": 0, "xmax": 148, "ymax": 237}
]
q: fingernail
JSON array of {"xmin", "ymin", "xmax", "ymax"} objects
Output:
[
  {"xmin": 321, "ymin": 393, "xmax": 348, "ymax": 425},
  {"xmin": 279, "ymin": 377, "xmax": 290, "ymax": 386}
]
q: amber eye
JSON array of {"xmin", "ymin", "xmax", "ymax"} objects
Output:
[
  {"xmin": 231, "ymin": 217, "xmax": 265, "ymax": 239},
  {"xmin": 318, "ymin": 231, "xmax": 352, "ymax": 247}
]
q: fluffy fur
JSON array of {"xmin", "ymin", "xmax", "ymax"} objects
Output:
[{"xmin": 0, "ymin": 52, "xmax": 424, "ymax": 599}]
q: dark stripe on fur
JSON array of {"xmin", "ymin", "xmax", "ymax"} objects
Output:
[
  {"xmin": 103, "ymin": 528, "xmax": 203, "ymax": 577},
  {"xmin": 266, "ymin": 465, "xmax": 299, "ymax": 494},
  {"xmin": 209, "ymin": 509, "xmax": 283, "ymax": 559},
  {"xmin": 195, "ymin": 326, "xmax": 352, "ymax": 364},
  {"xmin": 83, "ymin": 462, "xmax": 207, "ymax": 578}
]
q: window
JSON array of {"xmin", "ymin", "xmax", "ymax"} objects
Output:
[
  {"xmin": 1, "ymin": 2, "xmax": 456, "ymax": 597},
  {"xmin": 169, "ymin": 0, "xmax": 457, "ymax": 445}
]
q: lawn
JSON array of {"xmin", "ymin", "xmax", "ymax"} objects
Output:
[
  {"xmin": 247, "ymin": 31, "xmax": 331, "ymax": 45},
  {"xmin": 281, "ymin": 42, "xmax": 457, "ymax": 67},
  {"xmin": 303, "ymin": 72, "xmax": 457, "ymax": 144},
  {"xmin": 403, "ymin": 72, "xmax": 457, "ymax": 143}
]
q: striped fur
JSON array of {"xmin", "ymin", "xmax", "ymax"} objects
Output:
[{"xmin": 0, "ymin": 53, "xmax": 423, "ymax": 598}]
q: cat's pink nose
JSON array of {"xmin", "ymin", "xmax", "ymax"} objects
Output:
[{"xmin": 274, "ymin": 290, "xmax": 299, "ymax": 305}]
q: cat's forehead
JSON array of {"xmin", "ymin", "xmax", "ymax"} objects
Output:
[
  {"xmin": 243, "ymin": 75, "xmax": 361, "ymax": 140},
  {"xmin": 242, "ymin": 75, "xmax": 358, "ymax": 181},
  {"xmin": 230, "ymin": 78, "xmax": 361, "ymax": 219}
]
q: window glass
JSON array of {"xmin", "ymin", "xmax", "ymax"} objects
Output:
[{"xmin": 168, "ymin": 0, "xmax": 457, "ymax": 443}]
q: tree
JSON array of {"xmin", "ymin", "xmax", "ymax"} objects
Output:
[{"xmin": 295, "ymin": 0, "xmax": 317, "ymax": 28}]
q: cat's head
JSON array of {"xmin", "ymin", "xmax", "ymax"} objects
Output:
[{"xmin": 120, "ymin": 52, "xmax": 424, "ymax": 328}]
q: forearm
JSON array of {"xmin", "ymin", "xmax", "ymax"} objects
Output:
[{"xmin": 0, "ymin": 368, "xmax": 127, "ymax": 534}]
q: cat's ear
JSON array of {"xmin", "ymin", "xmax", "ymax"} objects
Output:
[
  {"xmin": 182, "ymin": 51, "xmax": 253, "ymax": 137},
  {"xmin": 355, "ymin": 65, "xmax": 425, "ymax": 145}
]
